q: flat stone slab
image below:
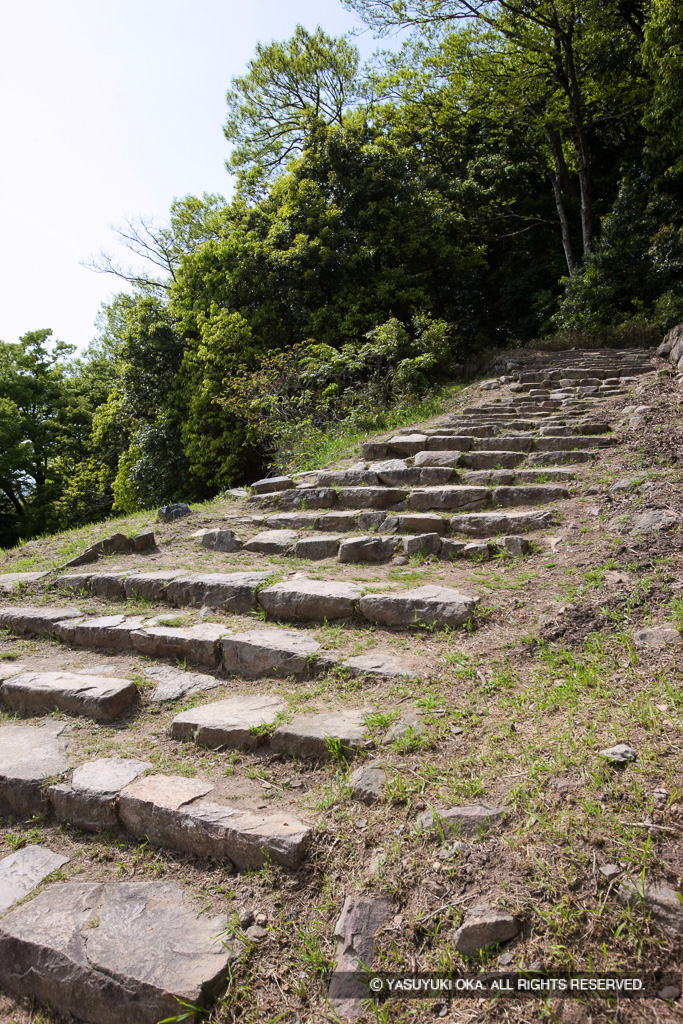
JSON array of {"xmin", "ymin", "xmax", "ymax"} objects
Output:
[
  {"xmin": 0, "ymin": 606, "xmax": 83, "ymax": 637},
  {"xmin": 271, "ymin": 709, "xmax": 375, "ymax": 759},
  {"xmin": 258, "ymin": 579, "xmax": 362, "ymax": 621},
  {"xmin": 492, "ymin": 485, "xmax": 569, "ymax": 506},
  {"xmin": 243, "ymin": 529, "xmax": 298, "ymax": 554},
  {"xmin": 450, "ymin": 510, "xmax": 554, "ymax": 537},
  {"xmin": 165, "ymin": 571, "xmax": 271, "ymax": 612},
  {"xmin": 408, "ymin": 486, "xmax": 491, "ymax": 512},
  {"xmin": 266, "ymin": 512, "xmax": 319, "ymax": 529},
  {"xmin": 171, "ymin": 695, "xmax": 286, "ymax": 750},
  {"xmin": 0, "ymin": 572, "xmax": 49, "ymax": 593},
  {"xmin": 414, "ymin": 451, "xmax": 462, "ymax": 468},
  {"xmin": 118, "ymin": 775, "xmax": 310, "ymax": 869},
  {"xmin": 200, "ymin": 528, "xmax": 242, "ymax": 552},
  {"xmin": 630, "ymin": 510, "xmax": 679, "ymax": 534},
  {"xmin": 50, "ymin": 758, "xmax": 151, "ymax": 831},
  {"xmin": 131, "ymin": 623, "xmax": 226, "ymax": 667},
  {"xmin": 1, "ymin": 671, "xmax": 137, "ymax": 722},
  {"xmin": 0, "ymin": 846, "xmax": 70, "ymax": 914},
  {"xmin": 293, "ymin": 534, "xmax": 341, "ymax": 559},
  {"xmin": 89, "ymin": 572, "xmax": 130, "ymax": 599},
  {"xmin": 336, "ymin": 487, "xmax": 408, "ymax": 509},
  {"xmin": 360, "ymin": 586, "xmax": 478, "ymax": 629},
  {"xmin": 57, "ymin": 614, "xmax": 147, "ymax": 651},
  {"xmin": 0, "ymin": 722, "xmax": 69, "ymax": 817},
  {"xmin": 454, "ymin": 904, "xmax": 521, "ymax": 956},
  {"xmin": 618, "ymin": 878, "xmax": 683, "ymax": 937},
  {"xmin": 328, "ymin": 896, "xmax": 392, "ymax": 1017},
  {"xmin": 634, "ymin": 625, "xmax": 680, "ymax": 648},
  {"xmin": 342, "ymin": 653, "xmax": 417, "ymax": 680},
  {"xmin": 141, "ymin": 664, "xmax": 221, "ymax": 702},
  {"xmin": 314, "ymin": 511, "xmax": 359, "ymax": 531},
  {"xmin": 123, "ymin": 571, "xmax": 182, "ymax": 601},
  {"xmin": 338, "ymin": 536, "xmax": 399, "ymax": 563},
  {"xmin": 221, "ymin": 628, "xmax": 321, "ymax": 678},
  {"xmin": 382, "ymin": 512, "xmax": 448, "ymax": 534},
  {"xmin": 0, "ymin": 880, "xmax": 232, "ymax": 1024},
  {"xmin": 251, "ymin": 475, "xmax": 293, "ymax": 494},
  {"xmin": 419, "ymin": 804, "xmax": 504, "ymax": 836},
  {"xmin": 385, "ymin": 433, "xmax": 427, "ymax": 455}
]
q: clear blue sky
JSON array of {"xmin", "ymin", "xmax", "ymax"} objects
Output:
[{"xmin": 0, "ymin": 0, "xmax": 387, "ymax": 351}]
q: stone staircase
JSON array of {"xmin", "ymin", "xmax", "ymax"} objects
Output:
[{"xmin": 2, "ymin": 346, "xmax": 679, "ymax": 1023}]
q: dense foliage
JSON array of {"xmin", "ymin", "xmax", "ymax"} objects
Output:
[{"xmin": 2, "ymin": 2, "xmax": 681, "ymax": 546}]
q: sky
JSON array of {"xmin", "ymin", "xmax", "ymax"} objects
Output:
[{"xmin": 0, "ymin": 0, "xmax": 388, "ymax": 352}]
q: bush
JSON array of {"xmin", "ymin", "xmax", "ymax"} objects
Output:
[{"xmin": 219, "ymin": 314, "xmax": 458, "ymax": 471}]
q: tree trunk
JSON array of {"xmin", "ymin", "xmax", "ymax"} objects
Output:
[{"xmin": 544, "ymin": 126, "xmax": 576, "ymax": 275}]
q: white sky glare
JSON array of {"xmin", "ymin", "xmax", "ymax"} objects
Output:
[{"xmin": 0, "ymin": 0, "xmax": 380, "ymax": 351}]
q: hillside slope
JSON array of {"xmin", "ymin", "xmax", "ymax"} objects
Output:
[{"xmin": 0, "ymin": 347, "xmax": 682, "ymax": 1024}]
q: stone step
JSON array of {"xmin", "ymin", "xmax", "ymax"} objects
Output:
[
  {"xmin": 460, "ymin": 451, "xmax": 527, "ymax": 469},
  {"xmin": 470, "ymin": 437, "xmax": 536, "ymax": 451},
  {"xmin": 258, "ymin": 579, "xmax": 362, "ymax": 621},
  {"xmin": 0, "ymin": 846, "xmax": 70, "ymax": 915},
  {"xmin": 0, "ymin": 880, "xmax": 234, "ymax": 1024},
  {"xmin": 406, "ymin": 485, "xmax": 490, "ymax": 511},
  {"xmin": 293, "ymin": 534, "xmax": 341, "ymax": 558},
  {"xmin": 0, "ymin": 670, "xmax": 137, "ymax": 722},
  {"xmin": 535, "ymin": 435, "xmax": 615, "ymax": 451},
  {"xmin": 118, "ymin": 775, "xmax": 310, "ymax": 869},
  {"xmin": 220, "ymin": 628, "xmax": 326, "ymax": 678},
  {"xmin": 450, "ymin": 509, "xmax": 555, "ymax": 537},
  {"xmin": 526, "ymin": 450, "xmax": 596, "ymax": 465},
  {"xmin": 0, "ymin": 721, "xmax": 70, "ymax": 817},
  {"xmin": 359, "ymin": 585, "xmax": 478, "ymax": 628},
  {"xmin": 271, "ymin": 709, "xmax": 375, "ymax": 758},
  {"xmin": 171, "ymin": 694, "xmax": 286, "ymax": 749},
  {"xmin": 539, "ymin": 422, "xmax": 611, "ymax": 436},
  {"xmin": 50, "ymin": 758, "xmax": 151, "ymax": 832},
  {"xmin": 407, "ymin": 484, "xmax": 568, "ymax": 511}
]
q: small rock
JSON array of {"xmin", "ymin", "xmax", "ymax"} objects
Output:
[
  {"xmin": 600, "ymin": 744, "xmax": 636, "ymax": 765},
  {"xmin": 238, "ymin": 909, "xmax": 255, "ymax": 928},
  {"xmin": 599, "ymin": 863, "xmax": 621, "ymax": 882},
  {"xmin": 158, "ymin": 503, "xmax": 193, "ymax": 521},
  {"xmin": 419, "ymin": 804, "xmax": 504, "ymax": 836},
  {"xmin": 502, "ymin": 535, "xmax": 531, "ymax": 557},
  {"xmin": 610, "ymin": 478, "xmax": 642, "ymax": 495},
  {"xmin": 133, "ymin": 530, "xmax": 156, "ymax": 552},
  {"xmin": 453, "ymin": 904, "xmax": 521, "ymax": 956},
  {"xmin": 349, "ymin": 763, "xmax": 386, "ymax": 804},
  {"xmin": 499, "ymin": 952, "xmax": 514, "ymax": 966},
  {"xmin": 62, "ymin": 547, "xmax": 99, "ymax": 568},
  {"xmin": 255, "ymin": 912, "xmax": 268, "ymax": 927},
  {"xmin": 634, "ymin": 625, "xmax": 680, "ymax": 649},
  {"xmin": 393, "ymin": 555, "xmax": 409, "ymax": 566},
  {"xmin": 246, "ymin": 924, "xmax": 268, "ymax": 941},
  {"xmin": 657, "ymin": 985, "xmax": 681, "ymax": 1001},
  {"xmin": 382, "ymin": 712, "xmax": 425, "ymax": 746}
]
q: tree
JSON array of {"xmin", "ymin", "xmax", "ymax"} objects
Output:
[
  {"xmin": 83, "ymin": 193, "xmax": 228, "ymax": 295},
  {"xmin": 342, "ymin": 0, "xmax": 650, "ymax": 269},
  {"xmin": 0, "ymin": 330, "xmax": 86, "ymax": 545},
  {"xmin": 224, "ymin": 25, "xmax": 361, "ymax": 189}
]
